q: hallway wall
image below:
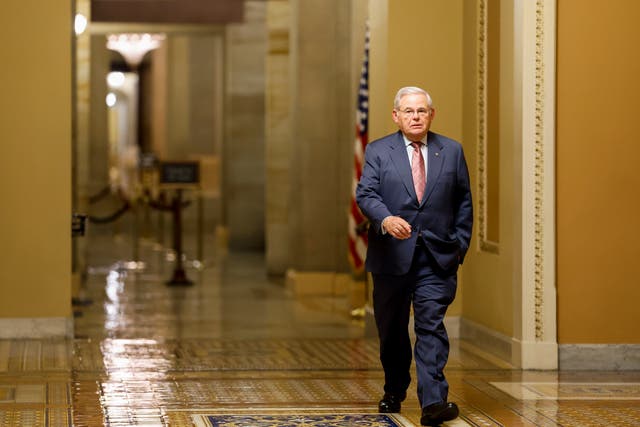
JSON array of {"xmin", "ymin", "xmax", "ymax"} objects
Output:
[
  {"xmin": 557, "ymin": 0, "xmax": 640, "ymax": 345},
  {"xmin": 369, "ymin": 0, "xmax": 463, "ymax": 142},
  {"xmin": 459, "ymin": 0, "xmax": 515, "ymax": 341},
  {"xmin": 0, "ymin": 0, "xmax": 72, "ymax": 335},
  {"xmin": 369, "ymin": 0, "xmax": 464, "ymax": 317}
]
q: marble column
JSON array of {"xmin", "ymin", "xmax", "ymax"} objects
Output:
[
  {"xmin": 224, "ymin": 1, "xmax": 267, "ymax": 250},
  {"xmin": 287, "ymin": 0, "xmax": 353, "ymax": 272},
  {"xmin": 265, "ymin": 0, "xmax": 291, "ymax": 275}
]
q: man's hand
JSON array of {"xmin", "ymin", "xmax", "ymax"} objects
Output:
[{"xmin": 382, "ymin": 216, "xmax": 412, "ymax": 240}]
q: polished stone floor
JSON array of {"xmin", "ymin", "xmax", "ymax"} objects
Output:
[{"xmin": 1, "ymin": 233, "xmax": 639, "ymax": 426}]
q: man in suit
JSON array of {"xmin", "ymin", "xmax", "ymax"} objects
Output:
[{"xmin": 356, "ymin": 86, "xmax": 473, "ymax": 426}]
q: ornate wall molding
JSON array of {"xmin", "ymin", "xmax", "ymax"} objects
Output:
[
  {"xmin": 533, "ymin": 0, "xmax": 545, "ymax": 340},
  {"xmin": 476, "ymin": 0, "xmax": 499, "ymax": 254},
  {"xmin": 520, "ymin": 0, "xmax": 557, "ymax": 364}
]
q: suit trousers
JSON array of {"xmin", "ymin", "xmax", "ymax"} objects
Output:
[{"xmin": 372, "ymin": 243, "xmax": 457, "ymax": 408}]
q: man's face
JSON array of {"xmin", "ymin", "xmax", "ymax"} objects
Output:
[{"xmin": 392, "ymin": 93, "xmax": 434, "ymax": 142}]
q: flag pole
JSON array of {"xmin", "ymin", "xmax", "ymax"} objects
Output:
[{"xmin": 349, "ymin": 23, "xmax": 370, "ymax": 319}]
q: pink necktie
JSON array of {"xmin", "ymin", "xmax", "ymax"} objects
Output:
[{"xmin": 411, "ymin": 142, "xmax": 425, "ymax": 202}]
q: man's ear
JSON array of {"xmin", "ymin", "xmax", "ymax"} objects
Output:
[{"xmin": 392, "ymin": 109, "xmax": 400, "ymax": 124}]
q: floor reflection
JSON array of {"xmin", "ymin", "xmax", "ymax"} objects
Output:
[{"xmin": 0, "ymin": 233, "xmax": 639, "ymax": 425}]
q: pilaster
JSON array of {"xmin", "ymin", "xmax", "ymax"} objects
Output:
[
  {"xmin": 225, "ymin": 1, "xmax": 267, "ymax": 250},
  {"xmin": 512, "ymin": 0, "xmax": 557, "ymax": 369},
  {"xmin": 288, "ymin": 0, "xmax": 352, "ymax": 271},
  {"xmin": 265, "ymin": 0, "xmax": 292, "ymax": 275}
]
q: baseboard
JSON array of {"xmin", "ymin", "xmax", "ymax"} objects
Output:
[
  {"xmin": 460, "ymin": 318, "xmax": 559, "ymax": 369},
  {"xmin": 460, "ymin": 317, "xmax": 512, "ymax": 364},
  {"xmin": 444, "ymin": 316, "xmax": 460, "ymax": 339},
  {"xmin": 559, "ymin": 344, "xmax": 640, "ymax": 370},
  {"xmin": 0, "ymin": 317, "xmax": 73, "ymax": 338}
]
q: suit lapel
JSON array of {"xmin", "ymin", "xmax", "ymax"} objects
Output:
[
  {"xmin": 387, "ymin": 132, "xmax": 417, "ymax": 201},
  {"xmin": 422, "ymin": 132, "xmax": 444, "ymax": 206}
]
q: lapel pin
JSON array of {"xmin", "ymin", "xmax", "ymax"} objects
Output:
[{"xmin": 435, "ymin": 152, "xmax": 439, "ymax": 157}]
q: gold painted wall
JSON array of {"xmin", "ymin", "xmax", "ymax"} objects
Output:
[
  {"xmin": 460, "ymin": 0, "xmax": 514, "ymax": 337},
  {"xmin": 369, "ymin": 0, "xmax": 464, "ymax": 315},
  {"xmin": 0, "ymin": 1, "xmax": 72, "ymax": 318},
  {"xmin": 370, "ymin": 0, "xmax": 463, "ymax": 142},
  {"xmin": 368, "ymin": 0, "xmax": 389, "ymax": 141},
  {"xmin": 557, "ymin": 0, "xmax": 640, "ymax": 343}
]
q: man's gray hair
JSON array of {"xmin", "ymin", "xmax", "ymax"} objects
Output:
[{"xmin": 393, "ymin": 86, "xmax": 433, "ymax": 109}]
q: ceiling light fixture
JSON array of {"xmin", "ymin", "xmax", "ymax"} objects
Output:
[{"xmin": 106, "ymin": 33, "xmax": 165, "ymax": 68}]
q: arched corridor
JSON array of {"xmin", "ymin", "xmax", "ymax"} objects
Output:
[{"xmin": 2, "ymin": 0, "xmax": 640, "ymax": 425}]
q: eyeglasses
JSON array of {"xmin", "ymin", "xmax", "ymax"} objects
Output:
[{"xmin": 398, "ymin": 108, "xmax": 431, "ymax": 118}]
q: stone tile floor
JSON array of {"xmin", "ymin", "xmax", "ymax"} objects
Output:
[{"xmin": 0, "ymin": 234, "xmax": 639, "ymax": 426}]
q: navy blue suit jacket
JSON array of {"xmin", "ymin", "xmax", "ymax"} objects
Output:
[{"xmin": 356, "ymin": 131, "xmax": 473, "ymax": 274}]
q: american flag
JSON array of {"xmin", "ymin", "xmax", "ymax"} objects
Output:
[{"xmin": 348, "ymin": 26, "xmax": 370, "ymax": 272}]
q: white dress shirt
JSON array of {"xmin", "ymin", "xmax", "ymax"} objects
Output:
[{"xmin": 381, "ymin": 134, "xmax": 428, "ymax": 233}]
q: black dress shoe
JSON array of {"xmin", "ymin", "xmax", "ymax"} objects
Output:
[
  {"xmin": 420, "ymin": 401, "xmax": 459, "ymax": 426},
  {"xmin": 378, "ymin": 393, "xmax": 406, "ymax": 413}
]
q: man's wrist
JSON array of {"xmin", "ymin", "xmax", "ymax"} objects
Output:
[{"xmin": 381, "ymin": 216, "xmax": 391, "ymax": 234}]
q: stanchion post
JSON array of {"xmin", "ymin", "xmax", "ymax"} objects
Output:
[
  {"xmin": 157, "ymin": 161, "xmax": 200, "ymax": 286},
  {"xmin": 132, "ymin": 200, "xmax": 139, "ymax": 262},
  {"xmin": 196, "ymin": 191, "xmax": 204, "ymax": 264},
  {"xmin": 167, "ymin": 188, "xmax": 192, "ymax": 286}
]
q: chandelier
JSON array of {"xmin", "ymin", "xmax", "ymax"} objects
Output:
[{"xmin": 106, "ymin": 33, "xmax": 165, "ymax": 68}]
